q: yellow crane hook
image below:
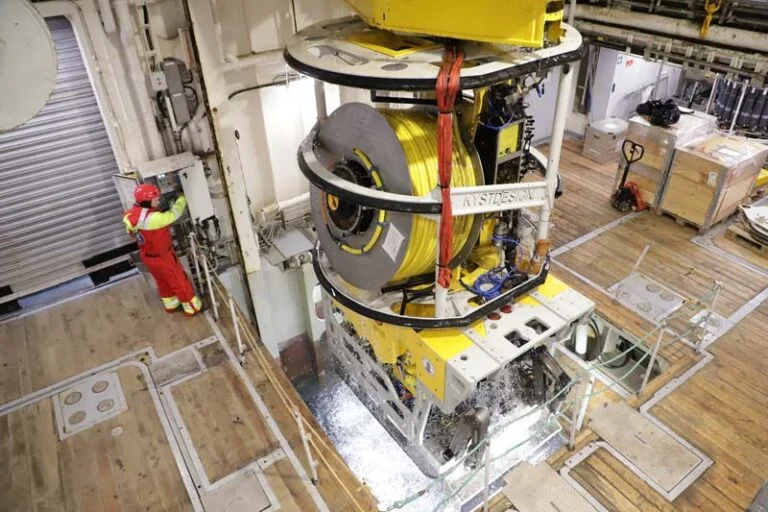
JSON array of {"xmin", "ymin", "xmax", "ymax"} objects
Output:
[{"xmin": 700, "ymin": 0, "xmax": 723, "ymax": 38}]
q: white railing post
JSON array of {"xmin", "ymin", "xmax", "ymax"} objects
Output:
[
  {"xmin": 697, "ymin": 281, "xmax": 722, "ymax": 354},
  {"xmin": 615, "ymin": 243, "xmax": 651, "ymax": 302},
  {"xmin": 640, "ymin": 323, "xmax": 665, "ymax": 394},
  {"xmin": 483, "ymin": 441, "xmax": 491, "ymax": 512},
  {"xmin": 575, "ymin": 374, "xmax": 595, "ymax": 433},
  {"xmin": 201, "ymin": 253, "xmax": 218, "ymax": 319},
  {"xmin": 295, "ymin": 406, "xmax": 319, "ymax": 484},
  {"xmin": 568, "ymin": 377, "xmax": 582, "ymax": 450},
  {"xmin": 188, "ymin": 233, "xmax": 202, "ymax": 295},
  {"xmin": 229, "ymin": 296, "xmax": 245, "ymax": 361},
  {"xmin": 538, "ymin": 63, "xmax": 575, "ymax": 243}
]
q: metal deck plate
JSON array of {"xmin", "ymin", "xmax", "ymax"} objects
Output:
[
  {"xmin": 200, "ymin": 468, "xmax": 270, "ymax": 512},
  {"xmin": 689, "ymin": 309, "xmax": 731, "ymax": 347},
  {"xmin": 502, "ymin": 461, "xmax": 598, "ymax": 512},
  {"xmin": 607, "ymin": 272, "xmax": 685, "ymax": 323},
  {"xmin": 589, "ymin": 401, "xmax": 703, "ymax": 493},
  {"xmin": 150, "ymin": 349, "xmax": 202, "ymax": 387},
  {"xmin": 53, "ymin": 372, "xmax": 128, "ymax": 440},
  {"xmin": 273, "ymin": 229, "xmax": 313, "ymax": 260}
]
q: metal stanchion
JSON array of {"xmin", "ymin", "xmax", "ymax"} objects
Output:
[
  {"xmin": 568, "ymin": 378, "xmax": 582, "ymax": 450},
  {"xmin": 188, "ymin": 233, "xmax": 202, "ymax": 295},
  {"xmin": 697, "ymin": 281, "xmax": 722, "ymax": 354},
  {"xmin": 640, "ymin": 323, "xmax": 665, "ymax": 394},
  {"xmin": 229, "ymin": 296, "xmax": 245, "ymax": 361},
  {"xmin": 295, "ymin": 406, "xmax": 319, "ymax": 484},
  {"xmin": 614, "ymin": 243, "xmax": 651, "ymax": 302},
  {"xmin": 201, "ymin": 253, "xmax": 218, "ymax": 319},
  {"xmin": 574, "ymin": 374, "xmax": 595, "ymax": 433},
  {"xmin": 483, "ymin": 442, "xmax": 491, "ymax": 512}
]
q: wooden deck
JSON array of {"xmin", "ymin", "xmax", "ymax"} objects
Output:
[
  {"xmin": 1, "ymin": 365, "xmax": 191, "ymax": 512},
  {"xmin": 0, "ymin": 273, "xmax": 375, "ymax": 512},
  {"xmin": 487, "ymin": 139, "xmax": 768, "ymax": 511}
]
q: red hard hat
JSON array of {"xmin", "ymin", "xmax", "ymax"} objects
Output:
[{"xmin": 134, "ymin": 183, "xmax": 161, "ymax": 203}]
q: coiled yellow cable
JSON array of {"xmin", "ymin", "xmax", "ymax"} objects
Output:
[{"xmin": 379, "ymin": 110, "xmax": 478, "ymax": 281}]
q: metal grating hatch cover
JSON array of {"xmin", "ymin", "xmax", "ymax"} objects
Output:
[
  {"xmin": 52, "ymin": 372, "xmax": 128, "ymax": 440},
  {"xmin": 607, "ymin": 272, "xmax": 685, "ymax": 323}
]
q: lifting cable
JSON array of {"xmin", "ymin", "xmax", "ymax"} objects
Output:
[{"xmin": 435, "ymin": 45, "xmax": 464, "ymax": 289}]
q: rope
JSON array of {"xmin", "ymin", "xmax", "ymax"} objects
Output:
[{"xmin": 436, "ymin": 46, "xmax": 464, "ymax": 288}]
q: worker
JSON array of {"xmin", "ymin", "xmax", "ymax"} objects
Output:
[{"xmin": 123, "ymin": 184, "xmax": 203, "ymax": 316}]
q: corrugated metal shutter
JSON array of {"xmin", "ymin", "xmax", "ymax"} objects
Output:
[{"xmin": 0, "ymin": 16, "xmax": 132, "ymax": 293}]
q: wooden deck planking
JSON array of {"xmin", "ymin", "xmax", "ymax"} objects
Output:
[
  {"xmin": 263, "ymin": 459, "xmax": 320, "ymax": 511},
  {"xmin": 542, "ymin": 140, "xmax": 626, "ymax": 249},
  {"xmin": 556, "ymin": 213, "xmax": 768, "ymax": 318},
  {"xmin": 0, "ymin": 272, "xmax": 371, "ymax": 512},
  {"xmin": 171, "ymin": 360, "xmax": 281, "ymax": 483},
  {"xmin": 210, "ymin": 281, "xmax": 379, "ymax": 512},
  {"xmin": 0, "ymin": 274, "xmax": 212, "ymax": 404},
  {"xmin": 0, "ymin": 366, "xmax": 191, "ymax": 512}
]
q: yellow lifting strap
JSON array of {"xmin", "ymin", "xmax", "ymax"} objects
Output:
[{"xmin": 700, "ymin": 0, "xmax": 723, "ymax": 39}]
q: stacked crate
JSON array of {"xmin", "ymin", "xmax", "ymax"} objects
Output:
[
  {"xmin": 660, "ymin": 134, "xmax": 768, "ymax": 231},
  {"xmin": 582, "ymin": 118, "xmax": 628, "ymax": 164},
  {"xmin": 615, "ymin": 112, "xmax": 717, "ymax": 208}
]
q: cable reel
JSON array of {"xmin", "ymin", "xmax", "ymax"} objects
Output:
[
  {"xmin": 310, "ymin": 103, "xmax": 484, "ymax": 290},
  {"xmin": 324, "ymin": 149, "xmax": 387, "ymax": 256}
]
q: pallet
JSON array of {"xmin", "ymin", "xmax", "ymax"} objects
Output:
[
  {"xmin": 725, "ymin": 223, "xmax": 768, "ymax": 255},
  {"xmin": 656, "ymin": 209, "xmax": 706, "ymax": 232}
]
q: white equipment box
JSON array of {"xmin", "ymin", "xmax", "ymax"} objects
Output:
[{"xmin": 135, "ymin": 152, "xmax": 215, "ymax": 223}]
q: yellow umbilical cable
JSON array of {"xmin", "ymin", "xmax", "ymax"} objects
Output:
[{"xmin": 379, "ymin": 110, "xmax": 478, "ymax": 281}]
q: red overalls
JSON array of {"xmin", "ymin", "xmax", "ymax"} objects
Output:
[{"xmin": 123, "ymin": 197, "xmax": 200, "ymax": 314}]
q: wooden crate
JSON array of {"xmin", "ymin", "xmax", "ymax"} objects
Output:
[
  {"xmin": 661, "ymin": 134, "xmax": 768, "ymax": 231},
  {"xmin": 726, "ymin": 223, "xmax": 768, "ymax": 255},
  {"xmin": 583, "ymin": 118, "xmax": 628, "ymax": 164},
  {"xmin": 615, "ymin": 112, "xmax": 717, "ymax": 208}
]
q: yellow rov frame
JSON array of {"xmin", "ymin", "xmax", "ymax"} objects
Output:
[
  {"xmin": 338, "ymin": 275, "xmax": 573, "ymax": 403},
  {"xmin": 345, "ymin": 0, "xmax": 564, "ymax": 47}
]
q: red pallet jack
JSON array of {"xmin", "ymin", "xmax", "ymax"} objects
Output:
[{"xmin": 612, "ymin": 139, "xmax": 647, "ymax": 212}]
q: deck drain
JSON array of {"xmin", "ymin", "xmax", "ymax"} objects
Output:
[
  {"xmin": 63, "ymin": 391, "xmax": 82, "ymax": 405},
  {"xmin": 92, "ymin": 380, "xmax": 110, "ymax": 393},
  {"xmin": 53, "ymin": 372, "xmax": 127, "ymax": 440},
  {"xmin": 638, "ymin": 302, "xmax": 653, "ymax": 312},
  {"xmin": 646, "ymin": 283, "xmax": 661, "ymax": 293},
  {"xmin": 68, "ymin": 411, "xmax": 87, "ymax": 425}
]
